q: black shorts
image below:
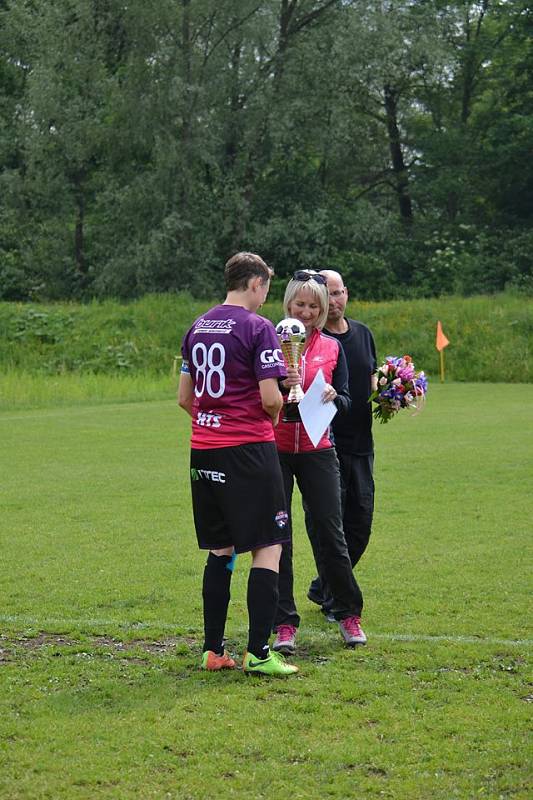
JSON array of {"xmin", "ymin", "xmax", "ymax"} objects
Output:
[{"xmin": 190, "ymin": 442, "xmax": 290, "ymax": 554}]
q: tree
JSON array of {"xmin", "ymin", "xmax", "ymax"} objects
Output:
[{"xmin": 0, "ymin": 0, "xmax": 530, "ymax": 300}]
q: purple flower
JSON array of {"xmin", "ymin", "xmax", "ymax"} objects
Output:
[{"xmin": 370, "ymin": 355, "xmax": 427, "ymax": 423}]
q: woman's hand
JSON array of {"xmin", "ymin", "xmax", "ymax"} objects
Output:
[
  {"xmin": 321, "ymin": 383, "xmax": 337, "ymax": 403},
  {"xmin": 282, "ymin": 366, "xmax": 301, "ymax": 388}
]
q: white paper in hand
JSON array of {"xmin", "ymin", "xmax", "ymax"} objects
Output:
[{"xmin": 298, "ymin": 368, "xmax": 337, "ymax": 448}]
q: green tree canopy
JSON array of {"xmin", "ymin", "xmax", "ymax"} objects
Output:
[{"xmin": 1, "ymin": 0, "xmax": 531, "ymax": 300}]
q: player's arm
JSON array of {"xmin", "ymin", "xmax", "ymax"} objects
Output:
[
  {"xmin": 259, "ymin": 377, "xmax": 283, "ymax": 425},
  {"xmin": 178, "ymin": 369, "xmax": 194, "ymax": 417}
]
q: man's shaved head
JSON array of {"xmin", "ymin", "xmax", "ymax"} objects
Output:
[
  {"xmin": 319, "ymin": 269, "xmax": 344, "ymax": 285},
  {"xmin": 318, "ymin": 269, "xmax": 348, "ymax": 328}
]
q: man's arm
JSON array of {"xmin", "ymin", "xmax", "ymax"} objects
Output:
[
  {"xmin": 331, "ymin": 345, "xmax": 351, "ymax": 416},
  {"xmin": 178, "ymin": 371, "xmax": 194, "ymax": 417},
  {"xmin": 259, "ymin": 377, "xmax": 283, "ymax": 425},
  {"xmin": 369, "ymin": 328, "xmax": 378, "ymax": 393}
]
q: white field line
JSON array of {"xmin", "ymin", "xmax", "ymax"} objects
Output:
[{"xmin": 0, "ymin": 614, "xmax": 531, "ymax": 649}]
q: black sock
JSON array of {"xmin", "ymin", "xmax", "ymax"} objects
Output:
[
  {"xmin": 247, "ymin": 567, "xmax": 279, "ymax": 660},
  {"xmin": 202, "ymin": 553, "xmax": 233, "ymax": 654}
]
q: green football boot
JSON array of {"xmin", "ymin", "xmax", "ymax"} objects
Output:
[{"xmin": 243, "ymin": 649, "xmax": 298, "ymax": 677}]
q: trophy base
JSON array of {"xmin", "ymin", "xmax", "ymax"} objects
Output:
[{"xmin": 282, "ymin": 402, "xmax": 301, "ymax": 423}]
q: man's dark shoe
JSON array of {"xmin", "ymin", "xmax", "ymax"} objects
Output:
[
  {"xmin": 307, "ymin": 586, "xmax": 324, "ymax": 606},
  {"xmin": 307, "ymin": 576, "xmax": 324, "ymax": 606}
]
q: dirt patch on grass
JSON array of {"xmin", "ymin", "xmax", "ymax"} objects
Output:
[
  {"xmin": 92, "ymin": 635, "xmax": 196, "ymax": 654},
  {"xmin": 10, "ymin": 633, "xmax": 79, "ymax": 649},
  {"xmin": 0, "ymin": 633, "xmax": 197, "ymax": 661}
]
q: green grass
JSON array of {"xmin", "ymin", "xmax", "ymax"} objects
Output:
[
  {"xmin": 0, "ymin": 369, "xmax": 176, "ymax": 410},
  {"xmin": 1, "ymin": 292, "xmax": 531, "ymax": 383},
  {"xmin": 1, "ymin": 383, "xmax": 531, "ymax": 799}
]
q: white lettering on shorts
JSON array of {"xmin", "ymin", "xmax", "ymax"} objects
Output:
[
  {"xmin": 196, "ymin": 469, "xmax": 226, "ymax": 483},
  {"xmin": 191, "ymin": 467, "xmax": 226, "ymax": 483}
]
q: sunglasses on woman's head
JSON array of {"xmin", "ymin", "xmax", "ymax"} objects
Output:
[{"xmin": 293, "ymin": 270, "xmax": 327, "ymax": 285}]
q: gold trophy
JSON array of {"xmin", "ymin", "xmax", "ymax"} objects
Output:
[{"xmin": 276, "ymin": 318, "xmax": 306, "ymax": 423}]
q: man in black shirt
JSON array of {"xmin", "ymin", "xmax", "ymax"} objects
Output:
[{"xmin": 305, "ymin": 269, "xmax": 377, "ymax": 644}]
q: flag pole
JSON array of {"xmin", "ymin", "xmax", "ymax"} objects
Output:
[{"xmin": 436, "ymin": 320, "xmax": 450, "ymax": 382}]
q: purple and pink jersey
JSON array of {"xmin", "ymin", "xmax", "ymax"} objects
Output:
[{"xmin": 181, "ymin": 304, "xmax": 286, "ymax": 449}]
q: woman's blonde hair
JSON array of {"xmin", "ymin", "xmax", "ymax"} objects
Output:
[{"xmin": 283, "ymin": 270, "xmax": 329, "ymax": 330}]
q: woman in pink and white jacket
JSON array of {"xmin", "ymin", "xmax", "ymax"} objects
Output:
[{"xmin": 272, "ymin": 270, "xmax": 365, "ymax": 654}]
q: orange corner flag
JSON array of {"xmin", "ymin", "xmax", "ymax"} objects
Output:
[{"xmin": 436, "ymin": 320, "xmax": 450, "ymax": 352}]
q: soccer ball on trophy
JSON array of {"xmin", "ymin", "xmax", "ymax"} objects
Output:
[{"xmin": 275, "ymin": 318, "xmax": 306, "ymax": 340}]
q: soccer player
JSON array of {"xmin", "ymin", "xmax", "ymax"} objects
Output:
[{"xmin": 178, "ymin": 252, "xmax": 298, "ymax": 677}]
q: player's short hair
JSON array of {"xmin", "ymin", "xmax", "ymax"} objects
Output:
[
  {"xmin": 224, "ymin": 252, "xmax": 273, "ymax": 292},
  {"xmin": 283, "ymin": 270, "xmax": 329, "ymax": 330}
]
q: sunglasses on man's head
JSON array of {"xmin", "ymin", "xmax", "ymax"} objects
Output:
[{"xmin": 293, "ymin": 270, "xmax": 328, "ymax": 286}]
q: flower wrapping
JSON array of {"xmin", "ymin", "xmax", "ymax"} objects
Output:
[{"xmin": 369, "ymin": 355, "xmax": 428, "ymax": 424}]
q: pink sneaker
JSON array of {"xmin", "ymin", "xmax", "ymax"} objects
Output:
[
  {"xmin": 272, "ymin": 624, "xmax": 297, "ymax": 655},
  {"xmin": 339, "ymin": 616, "xmax": 367, "ymax": 646}
]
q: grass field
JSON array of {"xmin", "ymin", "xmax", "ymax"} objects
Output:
[{"xmin": 1, "ymin": 383, "xmax": 532, "ymax": 799}]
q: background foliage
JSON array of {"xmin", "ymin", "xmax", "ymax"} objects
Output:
[
  {"xmin": 1, "ymin": 0, "xmax": 532, "ymax": 302},
  {"xmin": 0, "ymin": 293, "xmax": 530, "ymax": 401}
]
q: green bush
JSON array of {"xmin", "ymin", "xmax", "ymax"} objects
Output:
[{"xmin": 0, "ymin": 292, "xmax": 530, "ymax": 383}]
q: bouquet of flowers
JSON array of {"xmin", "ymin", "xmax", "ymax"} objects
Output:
[{"xmin": 369, "ymin": 355, "xmax": 428, "ymax": 424}]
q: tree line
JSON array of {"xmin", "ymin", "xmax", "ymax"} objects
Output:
[{"xmin": 0, "ymin": 0, "xmax": 531, "ymax": 301}]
